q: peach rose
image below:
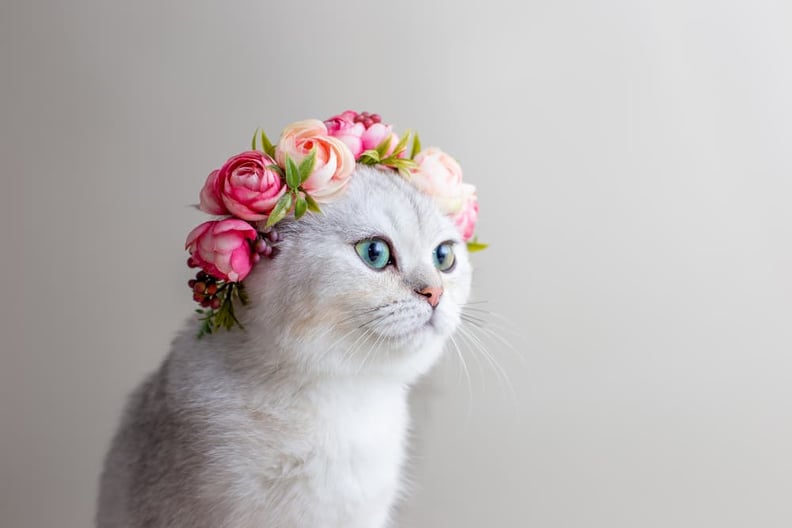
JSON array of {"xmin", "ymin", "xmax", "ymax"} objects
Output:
[
  {"xmin": 275, "ymin": 119, "xmax": 355, "ymax": 202},
  {"xmin": 411, "ymin": 147, "xmax": 470, "ymax": 215}
]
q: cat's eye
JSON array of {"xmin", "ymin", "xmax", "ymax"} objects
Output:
[
  {"xmin": 433, "ymin": 242, "xmax": 456, "ymax": 272},
  {"xmin": 355, "ymin": 238, "xmax": 392, "ymax": 270}
]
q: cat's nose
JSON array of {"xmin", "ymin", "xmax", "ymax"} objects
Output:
[{"xmin": 416, "ymin": 286, "xmax": 443, "ymax": 308}]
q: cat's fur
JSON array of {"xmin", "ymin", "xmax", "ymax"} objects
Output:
[{"xmin": 97, "ymin": 166, "xmax": 473, "ymax": 528}]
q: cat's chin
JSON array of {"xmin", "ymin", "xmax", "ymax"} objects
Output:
[
  {"xmin": 399, "ymin": 319, "xmax": 447, "ymax": 341},
  {"xmin": 371, "ymin": 311, "xmax": 457, "ymax": 349}
]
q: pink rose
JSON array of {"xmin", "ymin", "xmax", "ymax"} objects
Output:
[
  {"xmin": 411, "ymin": 147, "xmax": 470, "ymax": 215},
  {"xmin": 324, "ymin": 111, "xmax": 365, "ymax": 158},
  {"xmin": 324, "ymin": 111, "xmax": 401, "ymax": 159},
  {"xmin": 185, "ymin": 219, "xmax": 258, "ymax": 282},
  {"xmin": 453, "ymin": 193, "xmax": 479, "ymax": 242},
  {"xmin": 361, "ymin": 122, "xmax": 397, "ymax": 155},
  {"xmin": 275, "ymin": 119, "xmax": 355, "ymax": 202},
  {"xmin": 199, "ymin": 151, "xmax": 286, "ymax": 221},
  {"xmin": 198, "ymin": 170, "xmax": 226, "ymax": 215}
]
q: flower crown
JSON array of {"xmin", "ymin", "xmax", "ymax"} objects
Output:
[{"xmin": 186, "ymin": 111, "xmax": 485, "ymax": 337}]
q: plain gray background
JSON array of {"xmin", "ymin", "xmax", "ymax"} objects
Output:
[{"xmin": 3, "ymin": 0, "xmax": 791, "ymax": 526}]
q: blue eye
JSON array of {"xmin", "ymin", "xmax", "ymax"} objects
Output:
[
  {"xmin": 433, "ymin": 242, "xmax": 456, "ymax": 272},
  {"xmin": 355, "ymin": 238, "xmax": 392, "ymax": 270}
]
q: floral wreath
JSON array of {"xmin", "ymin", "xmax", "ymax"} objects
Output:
[{"xmin": 186, "ymin": 111, "xmax": 486, "ymax": 337}]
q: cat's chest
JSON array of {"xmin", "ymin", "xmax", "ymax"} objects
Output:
[{"xmin": 235, "ymin": 382, "xmax": 410, "ymax": 525}]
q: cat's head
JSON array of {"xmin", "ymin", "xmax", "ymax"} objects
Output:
[{"xmin": 240, "ymin": 165, "xmax": 473, "ymax": 382}]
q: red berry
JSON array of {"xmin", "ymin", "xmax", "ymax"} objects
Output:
[
  {"xmin": 187, "ymin": 257, "xmax": 199, "ymax": 268},
  {"xmin": 210, "ymin": 298, "xmax": 222, "ymax": 310},
  {"xmin": 193, "ymin": 292, "xmax": 205, "ymax": 303},
  {"xmin": 193, "ymin": 281, "xmax": 207, "ymax": 293},
  {"xmin": 188, "ymin": 279, "xmax": 197, "ymax": 288},
  {"xmin": 201, "ymin": 298, "xmax": 212, "ymax": 308},
  {"xmin": 362, "ymin": 117, "xmax": 374, "ymax": 128},
  {"xmin": 206, "ymin": 283, "xmax": 218, "ymax": 295},
  {"xmin": 371, "ymin": 113, "xmax": 381, "ymax": 123}
]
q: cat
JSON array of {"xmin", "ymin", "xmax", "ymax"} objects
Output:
[{"xmin": 97, "ymin": 165, "xmax": 473, "ymax": 528}]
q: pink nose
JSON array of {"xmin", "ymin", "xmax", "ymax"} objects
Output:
[{"xmin": 416, "ymin": 286, "xmax": 443, "ymax": 308}]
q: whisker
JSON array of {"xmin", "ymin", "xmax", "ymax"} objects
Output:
[
  {"xmin": 459, "ymin": 312, "xmax": 488, "ymax": 326},
  {"xmin": 342, "ymin": 325, "xmax": 377, "ymax": 368},
  {"xmin": 357, "ymin": 323, "xmax": 388, "ymax": 375},
  {"xmin": 346, "ymin": 309, "xmax": 396, "ymax": 370},
  {"xmin": 456, "ymin": 323, "xmax": 516, "ymax": 402},
  {"xmin": 461, "ymin": 306, "xmax": 524, "ymax": 334},
  {"xmin": 448, "ymin": 333, "xmax": 473, "ymax": 418},
  {"xmin": 358, "ymin": 313, "xmax": 390, "ymax": 329},
  {"xmin": 334, "ymin": 308, "xmax": 379, "ymax": 326},
  {"xmin": 460, "ymin": 314, "xmax": 526, "ymax": 365}
]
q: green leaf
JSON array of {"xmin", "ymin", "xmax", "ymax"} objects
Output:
[
  {"xmin": 466, "ymin": 239, "xmax": 489, "ymax": 252},
  {"xmin": 235, "ymin": 282, "xmax": 250, "ymax": 305},
  {"xmin": 358, "ymin": 150, "xmax": 381, "ymax": 165},
  {"xmin": 303, "ymin": 192, "xmax": 322, "ymax": 213},
  {"xmin": 374, "ymin": 135, "xmax": 392, "ymax": 158},
  {"xmin": 285, "ymin": 157, "xmax": 300, "ymax": 189},
  {"xmin": 383, "ymin": 157, "xmax": 416, "ymax": 170},
  {"xmin": 265, "ymin": 193, "xmax": 293, "ymax": 227},
  {"xmin": 391, "ymin": 129, "xmax": 412, "ymax": 158},
  {"xmin": 298, "ymin": 149, "xmax": 316, "ymax": 184},
  {"xmin": 294, "ymin": 196, "xmax": 307, "ymax": 219},
  {"xmin": 196, "ymin": 310, "xmax": 214, "ymax": 338},
  {"xmin": 251, "ymin": 127, "xmax": 260, "ymax": 150},
  {"xmin": 267, "ymin": 164, "xmax": 285, "ymax": 177},
  {"xmin": 260, "ymin": 129, "xmax": 276, "ymax": 157},
  {"xmin": 377, "ymin": 156, "xmax": 417, "ymax": 177},
  {"xmin": 410, "ymin": 132, "xmax": 422, "ymax": 159},
  {"xmin": 221, "ymin": 283, "xmax": 245, "ymax": 330}
]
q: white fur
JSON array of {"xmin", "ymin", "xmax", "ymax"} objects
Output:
[{"xmin": 97, "ymin": 166, "xmax": 472, "ymax": 527}]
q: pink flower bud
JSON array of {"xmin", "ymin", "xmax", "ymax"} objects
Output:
[
  {"xmin": 361, "ymin": 122, "xmax": 396, "ymax": 153},
  {"xmin": 324, "ymin": 111, "xmax": 366, "ymax": 158},
  {"xmin": 185, "ymin": 219, "xmax": 258, "ymax": 282},
  {"xmin": 453, "ymin": 193, "xmax": 479, "ymax": 242}
]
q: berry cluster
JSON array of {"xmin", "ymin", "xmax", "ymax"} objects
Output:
[
  {"xmin": 252, "ymin": 228, "xmax": 279, "ymax": 262},
  {"xmin": 188, "ymin": 270, "xmax": 222, "ymax": 310},
  {"xmin": 352, "ymin": 111, "xmax": 382, "ymax": 128},
  {"xmin": 187, "ymin": 229, "xmax": 280, "ymax": 313}
]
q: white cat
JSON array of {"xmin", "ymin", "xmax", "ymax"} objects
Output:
[{"xmin": 97, "ymin": 165, "xmax": 473, "ymax": 527}]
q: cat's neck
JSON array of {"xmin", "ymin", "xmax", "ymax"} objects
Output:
[
  {"xmin": 267, "ymin": 375, "xmax": 409, "ymax": 423},
  {"xmin": 172, "ymin": 323, "xmax": 422, "ymax": 407},
  {"xmin": 194, "ymin": 319, "xmax": 445, "ymax": 388}
]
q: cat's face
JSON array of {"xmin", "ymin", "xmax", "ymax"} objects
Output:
[{"xmin": 243, "ymin": 166, "xmax": 473, "ymax": 381}]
